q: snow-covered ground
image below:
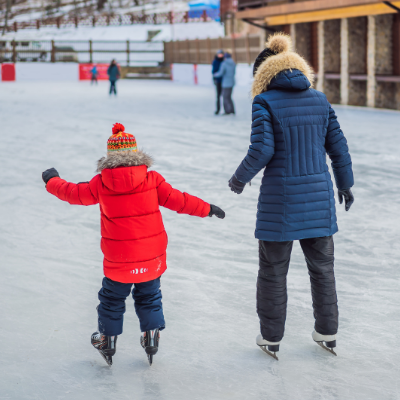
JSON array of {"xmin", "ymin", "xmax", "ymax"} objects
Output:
[
  {"xmin": 1, "ymin": 80, "xmax": 400, "ymax": 400},
  {"xmin": 1, "ymin": 21, "xmax": 224, "ymax": 41}
]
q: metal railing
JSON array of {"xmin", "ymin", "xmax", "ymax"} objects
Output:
[{"xmin": 0, "ymin": 40, "xmax": 164, "ymax": 65}]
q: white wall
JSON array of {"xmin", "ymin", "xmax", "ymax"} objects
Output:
[
  {"xmin": 15, "ymin": 63, "xmax": 79, "ymax": 81},
  {"xmin": 171, "ymin": 63, "xmax": 253, "ymax": 87}
]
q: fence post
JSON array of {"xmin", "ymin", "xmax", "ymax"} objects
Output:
[
  {"xmin": 107, "ymin": 15, "xmax": 110, "ymax": 25},
  {"xmin": 130, "ymin": 14, "xmax": 134, "ymax": 24},
  {"xmin": 202, "ymin": 10, "xmax": 207, "ymax": 22},
  {"xmin": 245, "ymin": 33, "xmax": 250, "ymax": 65},
  {"xmin": 126, "ymin": 40, "xmax": 130, "ymax": 66},
  {"xmin": 93, "ymin": 16, "xmax": 96, "ymax": 27},
  {"xmin": 184, "ymin": 11, "xmax": 189, "ymax": 23},
  {"xmin": 57, "ymin": 17, "xmax": 60, "ymax": 29},
  {"xmin": 89, "ymin": 40, "xmax": 93, "ymax": 63},
  {"xmin": 74, "ymin": 16, "xmax": 78, "ymax": 28},
  {"xmin": 36, "ymin": 20, "xmax": 40, "ymax": 30},
  {"xmin": 231, "ymin": 36, "xmax": 236, "ymax": 62},
  {"xmin": 153, "ymin": 13, "xmax": 157, "ymax": 24},
  {"xmin": 196, "ymin": 38, "xmax": 200, "ymax": 64},
  {"xmin": 168, "ymin": 11, "xmax": 172, "ymax": 24},
  {"xmin": 12, "ymin": 40, "xmax": 16, "ymax": 63},
  {"xmin": 13, "ymin": 21, "xmax": 17, "ymax": 32},
  {"xmin": 51, "ymin": 40, "xmax": 55, "ymax": 62}
]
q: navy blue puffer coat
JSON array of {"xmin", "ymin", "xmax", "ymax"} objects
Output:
[{"xmin": 234, "ymin": 69, "xmax": 354, "ymax": 242}]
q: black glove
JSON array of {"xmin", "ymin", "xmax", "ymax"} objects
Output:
[
  {"xmin": 42, "ymin": 168, "xmax": 60, "ymax": 184},
  {"xmin": 209, "ymin": 204, "xmax": 225, "ymax": 219},
  {"xmin": 228, "ymin": 174, "xmax": 246, "ymax": 194},
  {"xmin": 338, "ymin": 188, "xmax": 354, "ymax": 211}
]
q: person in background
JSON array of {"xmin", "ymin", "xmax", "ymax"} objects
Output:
[
  {"xmin": 90, "ymin": 64, "xmax": 98, "ymax": 85},
  {"xmin": 212, "ymin": 50, "xmax": 224, "ymax": 115},
  {"xmin": 213, "ymin": 50, "xmax": 236, "ymax": 115},
  {"xmin": 107, "ymin": 60, "xmax": 120, "ymax": 96}
]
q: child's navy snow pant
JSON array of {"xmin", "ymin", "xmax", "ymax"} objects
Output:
[
  {"xmin": 97, "ymin": 277, "xmax": 165, "ymax": 336},
  {"xmin": 257, "ymin": 236, "xmax": 338, "ymax": 343}
]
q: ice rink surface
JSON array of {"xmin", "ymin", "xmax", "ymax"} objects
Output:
[{"xmin": 1, "ymin": 80, "xmax": 400, "ymax": 400}]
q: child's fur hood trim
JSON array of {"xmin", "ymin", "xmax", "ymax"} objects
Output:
[
  {"xmin": 252, "ymin": 33, "xmax": 314, "ymax": 99},
  {"xmin": 97, "ymin": 150, "xmax": 153, "ymax": 172}
]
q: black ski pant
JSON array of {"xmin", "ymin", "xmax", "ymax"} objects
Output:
[
  {"xmin": 109, "ymin": 80, "xmax": 117, "ymax": 95},
  {"xmin": 257, "ymin": 236, "xmax": 338, "ymax": 343},
  {"xmin": 214, "ymin": 80, "xmax": 222, "ymax": 113},
  {"xmin": 222, "ymin": 87, "xmax": 235, "ymax": 114}
]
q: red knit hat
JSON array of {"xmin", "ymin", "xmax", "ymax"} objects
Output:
[{"xmin": 107, "ymin": 123, "xmax": 137, "ymax": 153}]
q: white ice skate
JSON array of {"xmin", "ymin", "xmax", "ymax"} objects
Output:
[
  {"xmin": 312, "ymin": 330, "xmax": 337, "ymax": 356},
  {"xmin": 256, "ymin": 334, "xmax": 281, "ymax": 361}
]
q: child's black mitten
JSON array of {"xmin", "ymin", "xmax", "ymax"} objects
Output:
[
  {"xmin": 42, "ymin": 168, "xmax": 60, "ymax": 184},
  {"xmin": 228, "ymin": 174, "xmax": 246, "ymax": 194},
  {"xmin": 209, "ymin": 204, "xmax": 225, "ymax": 219},
  {"xmin": 338, "ymin": 188, "xmax": 354, "ymax": 211}
]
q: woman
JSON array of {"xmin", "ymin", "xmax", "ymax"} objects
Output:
[
  {"xmin": 107, "ymin": 60, "xmax": 120, "ymax": 96},
  {"xmin": 213, "ymin": 51, "xmax": 236, "ymax": 115},
  {"xmin": 228, "ymin": 33, "xmax": 354, "ymax": 359}
]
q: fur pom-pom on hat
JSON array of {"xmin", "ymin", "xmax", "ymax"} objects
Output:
[
  {"xmin": 266, "ymin": 33, "xmax": 292, "ymax": 54},
  {"xmin": 251, "ymin": 32, "xmax": 314, "ymax": 98}
]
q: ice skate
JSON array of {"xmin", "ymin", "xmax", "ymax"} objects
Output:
[
  {"xmin": 91, "ymin": 331, "xmax": 117, "ymax": 366},
  {"xmin": 312, "ymin": 330, "xmax": 337, "ymax": 356},
  {"xmin": 256, "ymin": 334, "xmax": 280, "ymax": 360},
  {"xmin": 140, "ymin": 329, "xmax": 160, "ymax": 366}
]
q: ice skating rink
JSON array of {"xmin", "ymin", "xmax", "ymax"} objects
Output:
[{"xmin": 1, "ymin": 80, "xmax": 400, "ymax": 400}]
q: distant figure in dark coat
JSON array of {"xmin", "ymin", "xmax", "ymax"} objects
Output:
[
  {"xmin": 91, "ymin": 65, "xmax": 98, "ymax": 85},
  {"xmin": 213, "ymin": 51, "xmax": 236, "ymax": 115},
  {"xmin": 212, "ymin": 50, "xmax": 224, "ymax": 114},
  {"xmin": 107, "ymin": 60, "xmax": 120, "ymax": 96},
  {"xmin": 228, "ymin": 33, "xmax": 354, "ymax": 358}
]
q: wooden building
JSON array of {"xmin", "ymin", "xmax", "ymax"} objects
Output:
[{"xmin": 223, "ymin": 0, "xmax": 400, "ymax": 109}]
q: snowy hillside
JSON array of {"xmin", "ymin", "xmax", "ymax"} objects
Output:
[{"xmin": 1, "ymin": 21, "xmax": 224, "ymax": 41}]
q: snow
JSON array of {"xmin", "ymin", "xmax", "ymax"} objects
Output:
[
  {"xmin": 1, "ymin": 21, "xmax": 224, "ymax": 41},
  {"xmin": 1, "ymin": 80, "xmax": 400, "ymax": 399}
]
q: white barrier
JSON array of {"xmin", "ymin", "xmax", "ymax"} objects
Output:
[
  {"xmin": 15, "ymin": 63, "xmax": 79, "ymax": 81},
  {"xmin": 171, "ymin": 63, "xmax": 253, "ymax": 87}
]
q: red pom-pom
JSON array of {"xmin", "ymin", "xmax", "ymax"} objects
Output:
[{"xmin": 112, "ymin": 123, "xmax": 125, "ymax": 135}]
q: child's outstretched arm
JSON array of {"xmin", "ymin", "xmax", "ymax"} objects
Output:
[
  {"xmin": 43, "ymin": 168, "xmax": 99, "ymax": 206},
  {"xmin": 155, "ymin": 172, "xmax": 225, "ymax": 219}
]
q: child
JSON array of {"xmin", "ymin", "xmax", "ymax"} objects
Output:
[{"xmin": 42, "ymin": 123, "xmax": 225, "ymax": 366}]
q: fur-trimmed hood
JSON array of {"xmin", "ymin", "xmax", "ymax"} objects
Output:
[
  {"xmin": 252, "ymin": 33, "xmax": 314, "ymax": 99},
  {"xmin": 97, "ymin": 150, "xmax": 153, "ymax": 172}
]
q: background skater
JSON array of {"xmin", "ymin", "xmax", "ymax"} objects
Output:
[
  {"xmin": 228, "ymin": 33, "xmax": 354, "ymax": 360},
  {"xmin": 213, "ymin": 50, "xmax": 236, "ymax": 115},
  {"xmin": 107, "ymin": 59, "xmax": 120, "ymax": 96}
]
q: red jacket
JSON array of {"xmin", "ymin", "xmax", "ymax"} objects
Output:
[{"xmin": 46, "ymin": 151, "xmax": 210, "ymax": 283}]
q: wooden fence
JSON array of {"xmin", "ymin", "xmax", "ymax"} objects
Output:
[{"xmin": 164, "ymin": 35, "xmax": 263, "ymax": 65}]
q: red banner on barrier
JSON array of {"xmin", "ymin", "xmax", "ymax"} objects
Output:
[
  {"xmin": 1, "ymin": 63, "xmax": 16, "ymax": 81},
  {"xmin": 79, "ymin": 64, "xmax": 110, "ymax": 80}
]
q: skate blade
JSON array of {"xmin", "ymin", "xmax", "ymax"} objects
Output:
[
  {"xmin": 148, "ymin": 354, "xmax": 153, "ymax": 366},
  {"xmin": 258, "ymin": 345, "xmax": 279, "ymax": 361},
  {"xmin": 98, "ymin": 350, "xmax": 113, "ymax": 366},
  {"xmin": 316, "ymin": 342, "xmax": 337, "ymax": 356}
]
